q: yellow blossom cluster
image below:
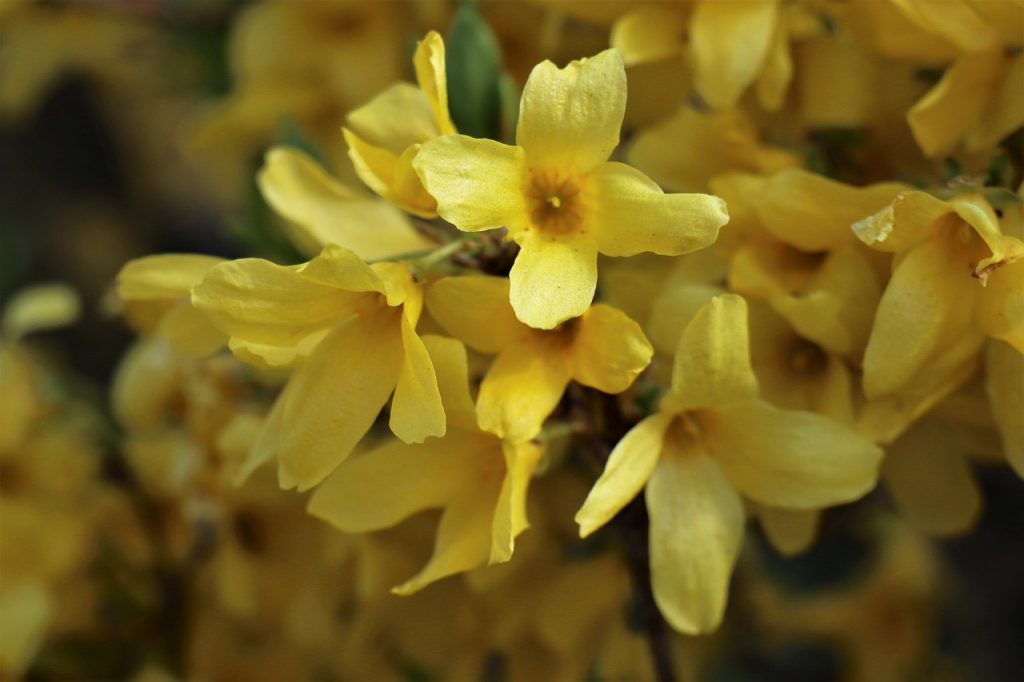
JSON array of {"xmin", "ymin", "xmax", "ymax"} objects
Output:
[{"xmin": 1, "ymin": 0, "xmax": 1023, "ymax": 679}]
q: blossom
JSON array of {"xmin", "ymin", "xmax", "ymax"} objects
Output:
[
  {"xmin": 308, "ymin": 336, "xmax": 542, "ymax": 594},
  {"xmin": 191, "ymin": 244, "xmax": 445, "ymax": 490},
  {"xmin": 425, "ymin": 274, "xmax": 653, "ymax": 443},
  {"xmin": 575, "ymin": 294, "xmax": 882, "ymax": 634},
  {"xmin": 413, "ymin": 48, "xmax": 729, "ymax": 329}
]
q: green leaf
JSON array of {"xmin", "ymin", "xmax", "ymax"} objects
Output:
[{"xmin": 446, "ymin": 0, "xmax": 504, "ymax": 140}]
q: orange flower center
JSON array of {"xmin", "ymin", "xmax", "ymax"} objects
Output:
[{"xmin": 527, "ymin": 171, "xmax": 585, "ymax": 236}]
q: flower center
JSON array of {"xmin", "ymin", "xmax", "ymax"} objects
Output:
[
  {"xmin": 527, "ymin": 171, "xmax": 584, "ymax": 236},
  {"xmin": 786, "ymin": 338, "xmax": 828, "ymax": 377}
]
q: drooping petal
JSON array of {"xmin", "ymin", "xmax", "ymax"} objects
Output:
[
  {"xmin": 708, "ymin": 400, "xmax": 883, "ymax": 509},
  {"xmin": 967, "ymin": 53, "xmax": 1024, "ymax": 152},
  {"xmin": 689, "ymin": 0, "xmax": 779, "ymax": 111},
  {"xmin": 647, "ymin": 445, "xmax": 744, "ymax": 635},
  {"xmin": 413, "ymin": 135, "xmax": 529, "ymax": 232},
  {"xmin": 757, "ymin": 506, "xmax": 819, "ymax": 556},
  {"xmin": 2, "ymin": 284, "xmax": 80, "ymax": 339},
  {"xmin": 589, "ymin": 162, "xmax": 729, "ymax": 258},
  {"xmin": 413, "ymin": 30, "xmax": 456, "ymax": 136},
  {"xmin": 425, "ymin": 276, "xmax": 525, "ymax": 354},
  {"xmin": 257, "ymin": 147, "xmax": 432, "ymax": 260},
  {"xmin": 389, "ymin": 315, "xmax": 445, "ymax": 443},
  {"xmin": 862, "ymin": 238, "xmax": 975, "ymax": 398},
  {"xmin": 883, "ymin": 418, "xmax": 982, "ymax": 535},
  {"xmin": 907, "ymin": 50, "xmax": 1004, "ymax": 158},
  {"xmin": 576, "ymin": 412, "xmax": 674, "ymax": 537},
  {"xmin": 570, "ymin": 303, "xmax": 653, "ymax": 393},
  {"xmin": 343, "ymin": 126, "xmax": 438, "ymax": 218},
  {"xmin": 986, "ymin": 340, "xmax": 1024, "ymax": 478},
  {"xmin": 663, "ymin": 294, "xmax": 759, "ymax": 412},
  {"xmin": 976, "ymin": 258, "xmax": 1024, "ymax": 353},
  {"xmin": 275, "ymin": 311, "xmax": 405, "ymax": 490},
  {"xmin": 490, "ymin": 440, "xmax": 543, "ymax": 563},
  {"xmin": 508, "ymin": 232, "xmax": 598, "ymax": 330},
  {"xmin": 118, "ymin": 254, "xmax": 225, "ymax": 301},
  {"xmin": 516, "ymin": 49, "xmax": 626, "ymax": 174},
  {"xmin": 307, "ymin": 433, "xmax": 477, "ymax": 533},
  {"xmin": 476, "ymin": 333, "xmax": 572, "ymax": 443},
  {"xmin": 192, "ymin": 257, "xmax": 359, "ymax": 347},
  {"xmin": 420, "ymin": 334, "xmax": 477, "ymax": 431}
]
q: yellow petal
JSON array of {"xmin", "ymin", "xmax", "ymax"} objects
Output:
[
  {"xmin": 389, "ymin": 315, "xmax": 445, "ymax": 443},
  {"xmin": 755, "ymin": 11, "xmax": 792, "ymax": 111},
  {"xmin": 476, "ymin": 332, "xmax": 572, "ymax": 443},
  {"xmin": 611, "ymin": 6, "xmax": 687, "ymax": 66},
  {"xmin": 663, "ymin": 294, "xmax": 759, "ymax": 412},
  {"xmin": 516, "ymin": 49, "xmax": 626, "ymax": 174},
  {"xmin": 156, "ymin": 302, "xmax": 225, "ymax": 357},
  {"xmin": 490, "ymin": 440, "xmax": 543, "ymax": 563},
  {"xmin": 589, "ymin": 162, "xmax": 729, "ymax": 257},
  {"xmin": 413, "ymin": 135, "xmax": 529, "ymax": 232},
  {"xmin": 708, "ymin": 401, "xmax": 883, "ymax": 509},
  {"xmin": 976, "ymin": 258, "xmax": 1024, "ymax": 352},
  {"xmin": 420, "ymin": 334, "xmax": 477, "ymax": 431},
  {"xmin": 758, "ymin": 506, "xmax": 819, "ymax": 556},
  {"xmin": 907, "ymin": 50, "xmax": 1004, "ymax": 158},
  {"xmin": 986, "ymin": 340, "xmax": 1024, "ymax": 477},
  {"xmin": 575, "ymin": 412, "xmax": 674, "ymax": 537},
  {"xmin": 276, "ymin": 311, "xmax": 405, "ymax": 490},
  {"xmin": 2, "ymin": 284, "xmax": 79, "ymax": 338},
  {"xmin": 968, "ymin": 53, "xmax": 1024, "ymax": 152},
  {"xmin": 570, "ymin": 303, "xmax": 653, "ymax": 393},
  {"xmin": 756, "ymin": 170, "xmax": 904, "ymax": 252},
  {"xmin": 425, "ymin": 275, "xmax": 525, "ymax": 354},
  {"xmin": 118, "ymin": 254, "xmax": 225, "ymax": 301},
  {"xmin": 299, "ymin": 243, "xmax": 389, "ymax": 294},
  {"xmin": 191, "ymin": 258, "xmax": 357, "ymax": 347},
  {"xmin": 343, "ymin": 126, "xmax": 438, "ymax": 218},
  {"xmin": 647, "ymin": 444, "xmax": 744, "ymax": 635},
  {"xmin": 508, "ymin": 233, "xmax": 598, "ymax": 330},
  {"xmin": 257, "ymin": 147, "xmax": 432, "ymax": 260},
  {"xmin": 882, "ymin": 418, "xmax": 982, "ymax": 535},
  {"xmin": 852, "ymin": 189, "xmax": 950, "ymax": 252},
  {"xmin": 346, "ymin": 82, "xmax": 438, "ymax": 151},
  {"xmin": 308, "ymin": 434, "xmax": 476, "ymax": 533},
  {"xmin": 862, "ymin": 238, "xmax": 975, "ymax": 398},
  {"xmin": 690, "ymin": 0, "xmax": 779, "ymax": 110},
  {"xmin": 889, "ymin": 0, "xmax": 998, "ymax": 53},
  {"xmin": 413, "ymin": 31, "xmax": 456, "ymax": 136},
  {"xmin": 0, "ymin": 581, "xmax": 51, "ymax": 678}
]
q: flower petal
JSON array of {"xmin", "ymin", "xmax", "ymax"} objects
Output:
[
  {"xmin": 570, "ymin": 303, "xmax": 653, "ymax": 393},
  {"xmin": 413, "ymin": 31, "xmax": 456, "ymax": 136},
  {"xmin": 508, "ymin": 233, "xmax": 598, "ymax": 330},
  {"xmin": 275, "ymin": 311, "xmax": 405, "ymax": 490},
  {"xmin": 708, "ymin": 400, "xmax": 883, "ymax": 509},
  {"xmin": 862, "ymin": 238, "xmax": 975, "ymax": 398},
  {"xmin": 425, "ymin": 275, "xmax": 525, "ymax": 354},
  {"xmin": 883, "ymin": 418, "xmax": 982, "ymax": 535},
  {"xmin": 516, "ymin": 49, "xmax": 626, "ymax": 174},
  {"xmin": 343, "ymin": 126, "xmax": 438, "ymax": 218},
  {"xmin": 413, "ymin": 135, "xmax": 528, "ymax": 232},
  {"xmin": 589, "ymin": 162, "xmax": 729, "ymax": 258},
  {"xmin": 389, "ymin": 315, "xmax": 446, "ymax": 443},
  {"xmin": 490, "ymin": 440, "xmax": 543, "ymax": 563},
  {"xmin": 118, "ymin": 254, "xmax": 225, "ymax": 301},
  {"xmin": 663, "ymin": 294, "xmax": 758, "ymax": 412},
  {"xmin": 346, "ymin": 82, "xmax": 437, "ymax": 151},
  {"xmin": 986, "ymin": 340, "xmax": 1024, "ymax": 478},
  {"xmin": 976, "ymin": 258, "xmax": 1024, "ymax": 353},
  {"xmin": 647, "ymin": 445, "xmax": 744, "ymax": 635},
  {"xmin": 257, "ymin": 147, "xmax": 432, "ymax": 260},
  {"xmin": 690, "ymin": 0, "xmax": 778, "ymax": 110},
  {"xmin": 476, "ymin": 332, "xmax": 572, "ymax": 443},
  {"xmin": 420, "ymin": 334, "xmax": 477, "ymax": 431},
  {"xmin": 757, "ymin": 506, "xmax": 819, "ymax": 556},
  {"xmin": 575, "ymin": 413, "xmax": 674, "ymax": 537}
]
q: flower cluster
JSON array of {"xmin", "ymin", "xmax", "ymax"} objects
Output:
[{"xmin": 2, "ymin": 0, "xmax": 1022, "ymax": 679}]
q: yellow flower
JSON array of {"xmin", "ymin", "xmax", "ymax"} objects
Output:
[
  {"xmin": 425, "ymin": 274, "xmax": 653, "ymax": 443},
  {"xmin": 308, "ymin": 336, "xmax": 542, "ymax": 594},
  {"xmin": 413, "ymin": 48, "xmax": 729, "ymax": 330},
  {"xmin": 854, "ymin": 190, "xmax": 1024, "ymax": 399},
  {"xmin": 343, "ymin": 31, "xmax": 455, "ymax": 218},
  {"xmin": 191, "ymin": 244, "xmax": 445, "ymax": 490},
  {"xmin": 575, "ymin": 294, "xmax": 882, "ymax": 634}
]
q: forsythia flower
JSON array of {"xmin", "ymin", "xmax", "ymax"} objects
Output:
[
  {"xmin": 425, "ymin": 274, "xmax": 653, "ymax": 443},
  {"xmin": 413, "ymin": 48, "xmax": 729, "ymax": 329},
  {"xmin": 575, "ymin": 294, "xmax": 883, "ymax": 634},
  {"xmin": 191, "ymin": 244, "xmax": 445, "ymax": 490},
  {"xmin": 308, "ymin": 336, "xmax": 542, "ymax": 594}
]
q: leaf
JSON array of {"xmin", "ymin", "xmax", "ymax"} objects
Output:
[{"xmin": 446, "ymin": 0, "xmax": 504, "ymax": 140}]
